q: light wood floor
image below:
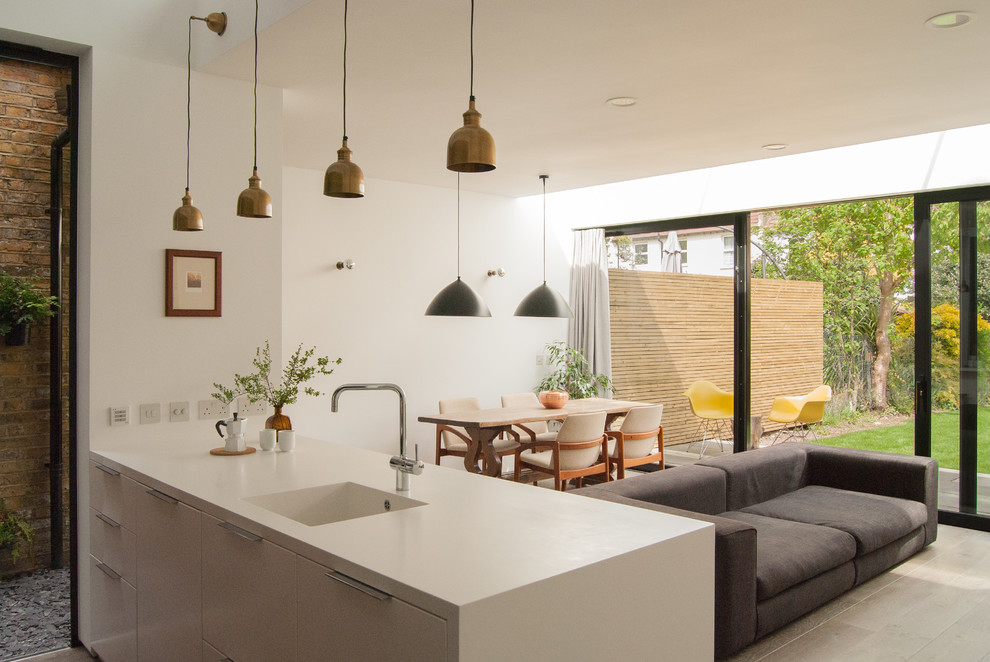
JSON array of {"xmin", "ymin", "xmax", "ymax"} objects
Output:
[{"xmin": 18, "ymin": 525, "xmax": 990, "ymax": 662}]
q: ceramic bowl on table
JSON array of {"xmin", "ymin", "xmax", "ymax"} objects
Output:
[{"xmin": 538, "ymin": 390, "xmax": 569, "ymax": 409}]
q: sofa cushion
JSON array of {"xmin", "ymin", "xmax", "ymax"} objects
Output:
[
  {"xmin": 741, "ymin": 485, "xmax": 929, "ymax": 555},
  {"xmin": 582, "ymin": 464, "xmax": 728, "ymax": 515},
  {"xmin": 720, "ymin": 511, "xmax": 856, "ymax": 601},
  {"xmin": 698, "ymin": 444, "xmax": 809, "ymax": 511}
]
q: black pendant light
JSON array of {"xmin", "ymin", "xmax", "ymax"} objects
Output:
[
  {"xmin": 425, "ymin": 174, "xmax": 491, "ymax": 317},
  {"xmin": 173, "ymin": 13, "xmax": 227, "ymax": 231},
  {"xmin": 514, "ymin": 175, "xmax": 572, "ymax": 318},
  {"xmin": 324, "ymin": 0, "xmax": 364, "ymax": 198},
  {"xmin": 446, "ymin": 0, "xmax": 495, "ymax": 173},
  {"xmin": 237, "ymin": 0, "xmax": 273, "ymax": 218}
]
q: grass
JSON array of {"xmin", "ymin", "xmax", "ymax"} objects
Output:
[{"xmin": 821, "ymin": 407, "xmax": 990, "ymax": 473}]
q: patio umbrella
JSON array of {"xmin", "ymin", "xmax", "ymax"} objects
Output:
[{"xmin": 660, "ymin": 231, "xmax": 682, "ymax": 273}]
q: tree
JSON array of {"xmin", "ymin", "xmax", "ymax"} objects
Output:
[
  {"xmin": 757, "ymin": 198, "xmax": 916, "ymax": 410},
  {"xmin": 607, "ymin": 236, "xmax": 634, "ymax": 269}
]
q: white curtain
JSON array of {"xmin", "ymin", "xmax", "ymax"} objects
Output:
[{"xmin": 568, "ymin": 228, "xmax": 612, "ymax": 388}]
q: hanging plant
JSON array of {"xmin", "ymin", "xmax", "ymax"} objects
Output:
[{"xmin": 0, "ymin": 271, "xmax": 59, "ymax": 345}]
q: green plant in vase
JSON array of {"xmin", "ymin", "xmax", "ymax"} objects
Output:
[
  {"xmin": 0, "ymin": 271, "xmax": 59, "ymax": 346},
  {"xmin": 536, "ymin": 341, "xmax": 612, "ymax": 404},
  {"xmin": 0, "ymin": 498, "xmax": 35, "ymax": 564},
  {"xmin": 214, "ymin": 341, "xmax": 341, "ymax": 430}
]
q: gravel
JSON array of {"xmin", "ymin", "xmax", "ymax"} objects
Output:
[{"xmin": 0, "ymin": 568, "xmax": 71, "ymax": 661}]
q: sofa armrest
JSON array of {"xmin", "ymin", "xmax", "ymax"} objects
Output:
[
  {"xmin": 805, "ymin": 445, "xmax": 938, "ymax": 545},
  {"xmin": 573, "ymin": 486, "xmax": 757, "ymax": 658},
  {"xmin": 585, "ymin": 463, "xmax": 728, "ymax": 514}
]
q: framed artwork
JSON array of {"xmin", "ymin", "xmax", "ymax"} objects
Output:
[{"xmin": 165, "ymin": 249, "xmax": 221, "ymax": 317}]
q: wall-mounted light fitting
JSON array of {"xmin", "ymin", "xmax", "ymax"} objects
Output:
[
  {"xmin": 487, "ymin": 268, "xmax": 505, "ymax": 277},
  {"xmin": 173, "ymin": 11, "xmax": 226, "ymax": 231},
  {"xmin": 236, "ymin": 0, "xmax": 273, "ymax": 218},
  {"xmin": 336, "ymin": 260, "xmax": 356, "ymax": 270}
]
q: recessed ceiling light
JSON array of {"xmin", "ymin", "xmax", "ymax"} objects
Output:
[
  {"xmin": 606, "ymin": 97, "xmax": 637, "ymax": 107},
  {"xmin": 924, "ymin": 11, "xmax": 974, "ymax": 29},
  {"xmin": 762, "ymin": 143, "xmax": 788, "ymax": 151}
]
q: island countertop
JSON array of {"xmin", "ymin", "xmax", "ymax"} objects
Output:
[{"xmin": 90, "ymin": 433, "xmax": 711, "ymax": 618}]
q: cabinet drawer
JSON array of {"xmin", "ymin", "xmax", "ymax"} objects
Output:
[
  {"xmin": 202, "ymin": 513, "xmax": 296, "ymax": 662},
  {"xmin": 90, "ymin": 461, "xmax": 138, "ymax": 529},
  {"xmin": 89, "ymin": 508, "xmax": 137, "ymax": 586},
  {"xmin": 296, "ymin": 556, "xmax": 447, "ymax": 662},
  {"xmin": 202, "ymin": 640, "xmax": 231, "ymax": 662},
  {"xmin": 89, "ymin": 555, "xmax": 136, "ymax": 662}
]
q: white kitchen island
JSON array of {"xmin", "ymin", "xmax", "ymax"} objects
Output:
[{"xmin": 86, "ymin": 434, "xmax": 714, "ymax": 661}]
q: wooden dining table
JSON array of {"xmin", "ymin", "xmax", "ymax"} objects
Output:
[{"xmin": 417, "ymin": 397, "xmax": 656, "ymax": 477}]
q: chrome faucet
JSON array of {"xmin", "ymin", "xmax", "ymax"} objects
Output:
[{"xmin": 331, "ymin": 383, "xmax": 425, "ymax": 491}]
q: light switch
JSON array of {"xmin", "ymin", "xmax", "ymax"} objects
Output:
[
  {"xmin": 109, "ymin": 406, "xmax": 129, "ymax": 427},
  {"xmin": 169, "ymin": 401, "xmax": 190, "ymax": 422},
  {"xmin": 139, "ymin": 403, "xmax": 161, "ymax": 424}
]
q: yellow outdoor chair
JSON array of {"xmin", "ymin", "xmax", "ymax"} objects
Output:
[
  {"xmin": 683, "ymin": 381, "xmax": 734, "ymax": 457},
  {"xmin": 767, "ymin": 385, "xmax": 832, "ymax": 445}
]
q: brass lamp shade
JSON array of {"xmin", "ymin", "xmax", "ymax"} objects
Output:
[
  {"xmin": 514, "ymin": 282, "xmax": 572, "ymax": 318},
  {"xmin": 173, "ymin": 190, "xmax": 204, "ymax": 231},
  {"xmin": 425, "ymin": 277, "xmax": 492, "ymax": 317},
  {"xmin": 324, "ymin": 139, "xmax": 365, "ymax": 198},
  {"xmin": 236, "ymin": 168, "xmax": 272, "ymax": 218},
  {"xmin": 446, "ymin": 99, "xmax": 495, "ymax": 173}
]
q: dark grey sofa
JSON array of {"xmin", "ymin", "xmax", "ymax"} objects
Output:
[{"xmin": 573, "ymin": 444, "xmax": 938, "ymax": 658}]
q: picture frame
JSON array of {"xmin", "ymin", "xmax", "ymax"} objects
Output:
[{"xmin": 165, "ymin": 249, "xmax": 222, "ymax": 317}]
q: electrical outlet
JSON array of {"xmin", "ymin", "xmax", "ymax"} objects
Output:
[
  {"xmin": 169, "ymin": 401, "xmax": 190, "ymax": 422},
  {"xmin": 109, "ymin": 406, "xmax": 129, "ymax": 427},
  {"xmin": 536, "ymin": 355, "xmax": 544, "ymax": 366},
  {"xmin": 238, "ymin": 397, "xmax": 268, "ymax": 417},
  {"xmin": 198, "ymin": 399, "xmax": 229, "ymax": 420},
  {"xmin": 139, "ymin": 403, "xmax": 161, "ymax": 424}
]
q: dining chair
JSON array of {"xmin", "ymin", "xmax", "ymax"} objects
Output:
[
  {"xmin": 500, "ymin": 392, "xmax": 558, "ymax": 445},
  {"xmin": 435, "ymin": 397, "xmax": 519, "ymax": 470},
  {"xmin": 514, "ymin": 411, "xmax": 609, "ymax": 491},
  {"xmin": 605, "ymin": 404, "xmax": 664, "ymax": 479},
  {"xmin": 683, "ymin": 380, "xmax": 733, "ymax": 457},
  {"xmin": 767, "ymin": 385, "xmax": 832, "ymax": 445}
]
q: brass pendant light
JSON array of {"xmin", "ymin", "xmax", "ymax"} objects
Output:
[
  {"xmin": 514, "ymin": 175, "xmax": 572, "ymax": 318},
  {"xmin": 425, "ymin": 174, "xmax": 492, "ymax": 317},
  {"xmin": 237, "ymin": 0, "xmax": 273, "ymax": 218},
  {"xmin": 173, "ymin": 13, "xmax": 226, "ymax": 231},
  {"xmin": 324, "ymin": 0, "xmax": 364, "ymax": 198},
  {"xmin": 446, "ymin": 0, "xmax": 495, "ymax": 173}
]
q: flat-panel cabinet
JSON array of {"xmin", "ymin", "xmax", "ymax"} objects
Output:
[
  {"xmin": 136, "ymin": 486, "xmax": 203, "ymax": 662},
  {"xmin": 89, "ymin": 555, "xmax": 137, "ymax": 662},
  {"xmin": 202, "ymin": 513, "xmax": 297, "ymax": 662},
  {"xmin": 296, "ymin": 556, "xmax": 447, "ymax": 662}
]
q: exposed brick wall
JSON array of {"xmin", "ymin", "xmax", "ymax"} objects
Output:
[{"xmin": 0, "ymin": 57, "xmax": 72, "ymax": 576}]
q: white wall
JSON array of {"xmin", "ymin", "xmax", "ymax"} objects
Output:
[{"xmin": 280, "ymin": 168, "xmax": 569, "ymax": 459}]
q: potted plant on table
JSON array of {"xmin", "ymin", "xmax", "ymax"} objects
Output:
[
  {"xmin": 0, "ymin": 499, "xmax": 35, "ymax": 566},
  {"xmin": 213, "ymin": 341, "xmax": 341, "ymax": 430},
  {"xmin": 0, "ymin": 271, "xmax": 59, "ymax": 346},
  {"xmin": 536, "ymin": 341, "xmax": 613, "ymax": 408}
]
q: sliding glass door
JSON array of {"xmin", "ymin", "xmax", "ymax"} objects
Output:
[{"xmin": 915, "ymin": 187, "xmax": 990, "ymax": 527}]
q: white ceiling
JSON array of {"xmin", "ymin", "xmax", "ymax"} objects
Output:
[{"xmin": 201, "ymin": 0, "xmax": 990, "ymax": 198}]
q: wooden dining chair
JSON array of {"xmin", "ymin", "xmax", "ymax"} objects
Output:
[
  {"xmin": 500, "ymin": 392, "xmax": 558, "ymax": 445},
  {"xmin": 514, "ymin": 411, "xmax": 609, "ymax": 491},
  {"xmin": 435, "ymin": 397, "xmax": 519, "ymax": 470},
  {"xmin": 605, "ymin": 404, "xmax": 664, "ymax": 479}
]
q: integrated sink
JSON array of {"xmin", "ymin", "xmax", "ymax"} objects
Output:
[{"xmin": 243, "ymin": 482, "xmax": 426, "ymax": 526}]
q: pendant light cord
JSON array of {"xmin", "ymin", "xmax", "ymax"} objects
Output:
[
  {"xmin": 342, "ymin": 0, "xmax": 348, "ymax": 140},
  {"xmin": 469, "ymin": 0, "xmax": 475, "ymax": 100},
  {"xmin": 456, "ymin": 173, "xmax": 461, "ymax": 278},
  {"xmin": 542, "ymin": 175, "xmax": 547, "ymax": 283},
  {"xmin": 185, "ymin": 17, "xmax": 192, "ymax": 192},
  {"xmin": 253, "ymin": 0, "xmax": 259, "ymax": 169}
]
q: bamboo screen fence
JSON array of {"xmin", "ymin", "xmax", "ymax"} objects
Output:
[{"xmin": 609, "ymin": 269, "xmax": 824, "ymax": 446}]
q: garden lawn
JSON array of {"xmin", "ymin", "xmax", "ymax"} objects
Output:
[{"xmin": 822, "ymin": 407, "xmax": 990, "ymax": 474}]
